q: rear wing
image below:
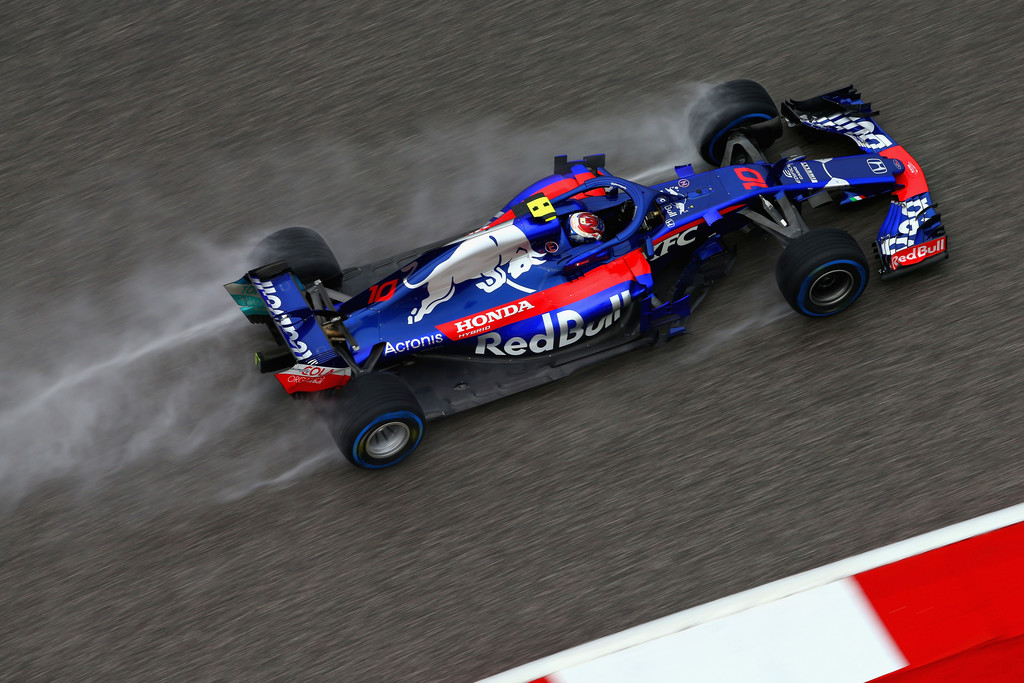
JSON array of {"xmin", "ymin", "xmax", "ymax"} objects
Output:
[
  {"xmin": 225, "ymin": 262, "xmax": 359, "ymax": 393},
  {"xmin": 245, "ymin": 263, "xmax": 334, "ymax": 363},
  {"xmin": 782, "ymin": 86, "xmax": 947, "ymax": 278}
]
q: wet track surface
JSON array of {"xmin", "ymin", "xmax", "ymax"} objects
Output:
[{"xmin": 2, "ymin": 2, "xmax": 1023, "ymax": 680}]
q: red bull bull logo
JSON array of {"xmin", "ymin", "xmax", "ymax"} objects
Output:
[{"xmin": 403, "ymin": 223, "xmax": 546, "ymax": 324}]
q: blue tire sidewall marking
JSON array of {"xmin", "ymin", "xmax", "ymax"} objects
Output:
[
  {"xmin": 352, "ymin": 410, "xmax": 424, "ymax": 469},
  {"xmin": 708, "ymin": 113, "xmax": 773, "ymax": 164},
  {"xmin": 796, "ymin": 259, "xmax": 867, "ymax": 317}
]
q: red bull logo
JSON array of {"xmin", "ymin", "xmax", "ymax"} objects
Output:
[
  {"xmin": 474, "ymin": 291, "xmax": 631, "ymax": 356},
  {"xmin": 890, "ymin": 236, "xmax": 946, "ymax": 270}
]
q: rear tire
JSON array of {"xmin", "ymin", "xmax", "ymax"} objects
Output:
[
  {"xmin": 775, "ymin": 229, "xmax": 869, "ymax": 317},
  {"xmin": 690, "ymin": 79, "xmax": 783, "ymax": 166},
  {"xmin": 249, "ymin": 226, "xmax": 343, "ymax": 289},
  {"xmin": 327, "ymin": 373, "xmax": 425, "ymax": 469}
]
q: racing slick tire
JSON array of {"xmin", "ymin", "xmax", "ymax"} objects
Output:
[
  {"xmin": 327, "ymin": 372, "xmax": 425, "ymax": 469},
  {"xmin": 775, "ymin": 228, "xmax": 869, "ymax": 317},
  {"xmin": 690, "ymin": 79, "xmax": 783, "ymax": 166},
  {"xmin": 249, "ymin": 226, "xmax": 343, "ymax": 289}
]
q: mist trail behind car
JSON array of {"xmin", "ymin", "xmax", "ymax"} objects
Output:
[{"xmin": 0, "ymin": 246, "xmax": 334, "ymax": 512}]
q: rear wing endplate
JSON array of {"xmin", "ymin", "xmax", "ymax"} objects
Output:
[{"xmin": 245, "ymin": 263, "xmax": 335, "ymax": 363}]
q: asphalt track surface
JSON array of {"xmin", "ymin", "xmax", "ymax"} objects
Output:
[{"xmin": 1, "ymin": 2, "xmax": 1022, "ymax": 681}]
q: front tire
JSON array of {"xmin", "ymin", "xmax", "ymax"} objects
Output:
[
  {"xmin": 327, "ymin": 373, "xmax": 425, "ymax": 469},
  {"xmin": 690, "ymin": 79, "xmax": 783, "ymax": 166},
  {"xmin": 775, "ymin": 229, "xmax": 869, "ymax": 317}
]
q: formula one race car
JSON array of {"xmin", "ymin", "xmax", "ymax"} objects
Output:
[{"xmin": 226, "ymin": 81, "xmax": 946, "ymax": 469}]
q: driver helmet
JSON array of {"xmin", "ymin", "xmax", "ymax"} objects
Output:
[{"xmin": 567, "ymin": 211, "xmax": 604, "ymax": 243}]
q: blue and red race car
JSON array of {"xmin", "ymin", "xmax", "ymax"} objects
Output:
[{"xmin": 226, "ymin": 81, "xmax": 947, "ymax": 469}]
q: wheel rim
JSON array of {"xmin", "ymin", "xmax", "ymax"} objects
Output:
[
  {"xmin": 808, "ymin": 269, "xmax": 855, "ymax": 307},
  {"xmin": 364, "ymin": 421, "xmax": 412, "ymax": 460}
]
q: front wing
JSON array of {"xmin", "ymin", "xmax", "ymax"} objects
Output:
[{"xmin": 782, "ymin": 86, "xmax": 947, "ymax": 278}]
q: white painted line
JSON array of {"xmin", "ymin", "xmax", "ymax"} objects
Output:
[
  {"xmin": 478, "ymin": 501, "xmax": 1024, "ymax": 683},
  {"xmin": 556, "ymin": 579, "xmax": 905, "ymax": 683}
]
